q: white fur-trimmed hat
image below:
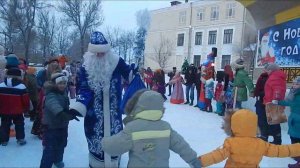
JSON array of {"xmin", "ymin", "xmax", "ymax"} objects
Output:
[
  {"xmin": 231, "ymin": 58, "xmax": 244, "ymax": 70},
  {"xmin": 51, "ymin": 72, "xmax": 68, "ymax": 84},
  {"xmin": 87, "ymin": 31, "xmax": 110, "ymax": 53}
]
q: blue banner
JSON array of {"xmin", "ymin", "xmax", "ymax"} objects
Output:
[{"xmin": 256, "ymin": 18, "xmax": 300, "ymax": 67}]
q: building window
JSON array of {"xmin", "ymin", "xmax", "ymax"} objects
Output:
[
  {"xmin": 226, "ymin": 3, "xmax": 236, "ymax": 18},
  {"xmin": 196, "ymin": 8, "xmax": 205, "ymax": 21},
  {"xmin": 221, "ymin": 55, "xmax": 231, "ymax": 69},
  {"xmin": 179, "ymin": 11, "xmax": 186, "ymax": 24},
  {"xmin": 210, "ymin": 6, "xmax": 219, "ymax": 21},
  {"xmin": 195, "ymin": 32, "xmax": 202, "ymax": 45},
  {"xmin": 208, "ymin": 30, "xmax": 217, "ymax": 45},
  {"xmin": 194, "ymin": 55, "xmax": 201, "ymax": 68},
  {"xmin": 177, "ymin": 33, "xmax": 184, "ymax": 46},
  {"xmin": 223, "ymin": 29, "xmax": 233, "ymax": 44}
]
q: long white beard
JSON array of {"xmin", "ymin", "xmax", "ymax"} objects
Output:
[{"xmin": 83, "ymin": 51, "xmax": 119, "ymax": 90}]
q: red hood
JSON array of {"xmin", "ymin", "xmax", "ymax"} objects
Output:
[{"xmin": 269, "ymin": 70, "xmax": 286, "ymax": 81}]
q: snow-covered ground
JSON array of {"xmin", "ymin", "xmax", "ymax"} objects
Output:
[{"xmin": 1, "ymin": 93, "xmax": 296, "ymax": 168}]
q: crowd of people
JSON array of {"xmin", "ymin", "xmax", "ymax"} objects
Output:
[
  {"xmin": 140, "ymin": 57, "xmax": 300, "ymax": 168},
  {"xmin": 0, "ymin": 29, "xmax": 300, "ymax": 168}
]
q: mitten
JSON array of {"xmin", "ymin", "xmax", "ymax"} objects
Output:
[
  {"xmin": 68, "ymin": 109, "xmax": 83, "ymax": 117},
  {"xmin": 189, "ymin": 158, "xmax": 202, "ymax": 168},
  {"xmin": 58, "ymin": 112, "xmax": 79, "ymax": 121},
  {"xmin": 272, "ymin": 100, "xmax": 278, "ymax": 104}
]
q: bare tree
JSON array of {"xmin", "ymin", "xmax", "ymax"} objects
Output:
[
  {"xmin": 134, "ymin": 9, "xmax": 150, "ymax": 67},
  {"xmin": 119, "ymin": 30, "xmax": 135, "ymax": 63},
  {"xmin": 0, "ymin": 0, "xmax": 40, "ymax": 62},
  {"xmin": 37, "ymin": 10, "xmax": 55, "ymax": 61},
  {"xmin": 103, "ymin": 26, "xmax": 123, "ymax": 56},
  {"xmin": 151, "ymin": 34, "xmax": 173, "ymax": 70},
  {"xmin": 54, "ymin": 19, "xmax": 71, "ymax": 56},
  {"xmin": 135, "ymin": 9, "xmax": 150, "ymax": 30},
  {"xmin": 59, "ymin": 0, "xmax": 103, "ymax": 56}
]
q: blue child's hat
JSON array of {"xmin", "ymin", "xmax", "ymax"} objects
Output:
[{"xmin": 88, "ymin": 31, "xmax": 110, "ymax": 53}]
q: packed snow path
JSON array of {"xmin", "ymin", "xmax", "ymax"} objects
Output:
[{"xmin": 1, "ymin": 97, "xmax": 296, "ymax": 167}]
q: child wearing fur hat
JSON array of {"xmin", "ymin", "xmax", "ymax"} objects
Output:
[
  {"xmin": 40, "ymin": 72, "xmax": 78, "ymax": 168},
  {"xmin": 101, "ymin": 89, "xmax": 201, "ymax": 168},
  {"xmin": 198, "ymin": 109, "xmax": 300, "ymax": 168},
  {"xmin": 0, "ymin": 68, "xmax": 30, "ymax": 146},
  {"xmin": 273, "ymin": 76, "xmax": 300, "ymax": 168}
]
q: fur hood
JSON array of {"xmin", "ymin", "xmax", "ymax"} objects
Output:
[
  {"xmin": 223, "ymin": 109, "xmax": 258, "ymax": 137},
  {"xmin": 43, "ymin": 81, "xmax": 65, "ymax": 95}
]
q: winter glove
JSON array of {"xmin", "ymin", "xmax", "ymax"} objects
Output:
[
  {"xmin": 58, "ymin": 112, "xmax": 79, "ymax": 121},
  {"xmin": 68, "ymin": 109, "xmax": 83, "ymax": 117},
  {"xmin": 272, "ymin": 100, "xmax": 279, "ymax": 104},
  {"xmin": 189, "ymin": 158, "xmax": 202, "ymax": 168}
]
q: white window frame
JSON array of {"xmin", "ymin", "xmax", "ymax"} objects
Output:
[
  {"xmin": 221, "ymin": 26, "xmax": 235, "ymax": 45},
  {"xmin": 196, "ymin": 8, "xmax": 205, "ymax": 21},
  {"xmin": 208, "ymin": 30, "xmax": 217, "ymax": 45},
  {"xmin": 177, "ymin": 33, "xmax": 185, "ymax": 46},
  {"xmin": 195, "ymin": 32, "xmax": 203, "ymax": 45},
  {"xmin": 179, "ymin": 11, "xmax": 186, "ymax": 24},
  {"xmin": 223, "ymin": 29, "xmax": 233, "ymax": 44},
  {"xmin": 226, "ymin": 3, "xmax": 236, "ymax": 19},
  {"xmin": 221, "ymin": 55, "xmax": 231, "ymax": 69},
  {"xmin": 210, "ymin": 6, "xmax": 219, "ymax": 21}
]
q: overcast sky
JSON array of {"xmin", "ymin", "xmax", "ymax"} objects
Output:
[{"xmin": 101, "ymin": 1, "xmax": 173, "ymax": 30}]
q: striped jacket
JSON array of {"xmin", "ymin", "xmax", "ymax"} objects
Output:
[{"xmin": 0, "ymin": 78, "xmax": 30, "ymax": 115}]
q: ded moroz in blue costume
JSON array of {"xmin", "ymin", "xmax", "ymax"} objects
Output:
[{"xmin": 69, "ymin": 31, "xmax": 135, "ymax": 168}]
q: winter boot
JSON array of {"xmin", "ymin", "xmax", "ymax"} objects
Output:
[
  {"xmin": 17, "ymin": 139, "xmax": 27, "ymax": 146},
  {"xmin": 1, "ymin": 142, "xmax": 8, "ymax": 146},
  {"xmin": 184, "ymin": 101, "xmax": 190, "ymax": 104},
  {"xmin": 288, "ymin": 161, "xmax": 300, "ymax": 168},
  {"xmin": 189, "ymin": 101, "xmax": 193, "ymax": 106}
]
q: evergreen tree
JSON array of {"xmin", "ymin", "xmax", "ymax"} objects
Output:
[
  {"xmin": 181, "ymin": 58, "xmax": 189, "ymax": 74},
  {"xmin": 134, "ymin": 27, "xmax": 147, "ymax": 66}
]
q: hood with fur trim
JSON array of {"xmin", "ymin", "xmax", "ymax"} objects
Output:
[
  {"xmin": 43, "ymin": 81, "xmax": 65, "ymax": 95},
  {"xmin": 223, "ymin": 109, "xmax": 258, "ymax": 137},
  {"xmin": 123, "ymin": 90, "xmax": 164, "ymax": 124}
]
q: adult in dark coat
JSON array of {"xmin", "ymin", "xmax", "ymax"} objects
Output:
[
  {"xmin": 254, "ymin": 71, "xmax": 269, "ymax": 142},
  {"xmin": 184, "ymin": 64, "xmax": 197, "ymax": 106},
  {"xmin": 194, "ymin": 66, "xmax": 202, "ymax": 107}
]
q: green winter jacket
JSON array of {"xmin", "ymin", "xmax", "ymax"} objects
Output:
[
  {"xmin": 233, "ymin": 68, "xmax": 254, "ymax": 101},
  {"xmin": 279, "ymin": 89, "xmax": 300, "ymax": 139},
  {"xmin": 101, "ymin": 91, "xmax": 199, "ymax": 168},
  {"xmin": 42, "ymin": 81, "xmax": 70, "ymax": 129}
]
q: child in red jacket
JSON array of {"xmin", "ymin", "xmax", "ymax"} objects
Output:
[
  {"xmin": 0, "ymin": 68, "xmax": 30, "ymax": 146},
  {"xmin": 214, "ymin": 80, "xmax": 224, "ymax": 115}
]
